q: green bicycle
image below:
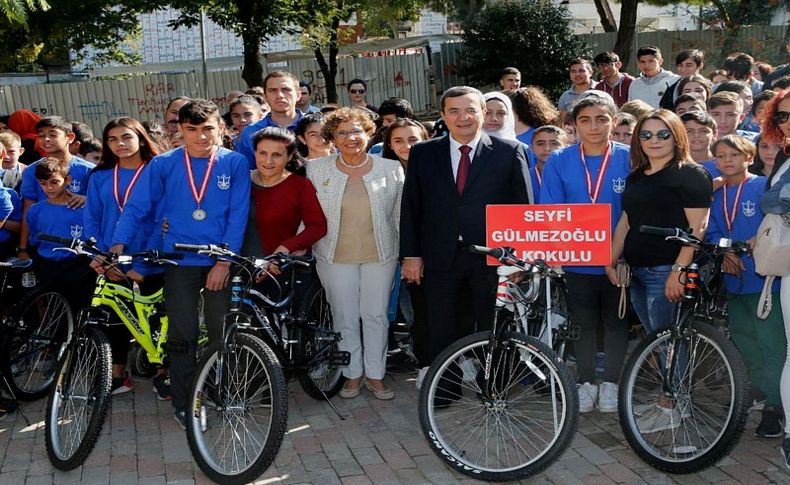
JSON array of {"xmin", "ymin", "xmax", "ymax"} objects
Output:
[{"xmin": 38, "ymin": 235, "xmax": 185, "ymax": 470}]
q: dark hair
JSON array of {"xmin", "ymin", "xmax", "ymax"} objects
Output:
[
  {"xmin": 711, "ymin": 134, "xmax": 756, "ymax": 160},
  {"xmin": 615, "ymin": 112, "xmax": 637, "ymax": 127},
  {"xmin": 771, "ymin": 75, "xmax": 790, "ymax": 91},
  {"xmin": 439, "ymin": 86, "xmax": 486, "ymax": 112},
  {"xmin": 246, "ymin": 86, "xmax": 265, "ymax": 96},
  {"xmin": 759, "ymin": 88, "xmax": 790, "ymax": 144},
  {"xmin": 347, "ymin": 79, "xmax": 367, "ymax": 91},
  {"xmin": 676, "ymin": 49, "xmax": 704, "ymax": 67},
  {"xmin": 78, "ymin": 137, "xmax": 101, "ymax": 156},
  {"xmin": 510, "ymin": 86, "xmax": 558, "ymax": 127},
  {"xmin": 636, "ymin": 45, "xmax": 661, "ymax": 59},
  {"xmin": 677, "ymin": 74, "xmax": 713, "ymax": 100},
  {"xmin": 594, "ymin": 51, "xmax": 619, "ymax": 65},
  {"xmin": 35, "ymin": 157, "xmax": 69, "ymax": 180},
  {"xmin": 568, "ymin": 58, "xmax": 592, "ymax": 71},
  {"xmin": 299, "ymin": 81, "xmax": 312, "ymax": 95},
  {"xmin": 630, "ymin": 110, "xmax": 693, "ymax": 173},
  {"xmin": 229, "ymin": 94, "xmax": 262, "ymax": 112},
  {"xmin": 707, "ymin": 91, "xmax": 743, "ymax": 112},
  {"xmin": 140, "ymin": 120, "xmax": 170, "ymax": 153},
  {"xmin": 532, "ymin": 124, "xmax": 568, "ymax": 142},
  {"xmin": 752, "ymin": 89, "xmax": 777, "ymax": 116},
  {"xmin": 251, "ymin": 127, "xmax": 305, "ymax": 175},
  {"xmin": 707, "ymin": 69, "xmax": 728, "ymax": 82},
  {"xmin": 500, "ymin": 67, "xmax": 520, "ymax": 77},
  {"xmin": 96, "ymin": 117, "xmax": 161, "ymax": 171},
  {"xmin": 381, "ymin": 118, "xmax": 428, "ymax": 162},
  {"xmin": 377, "ymin": 97, "xmax": 413, "ymax": 119},
  {"xmin": 71, "ymin": 122, "xmax": 94, "ymax": 143},
  {"xmin": 674, "ymin": 92, "xmax": 706, "ymax": 111},
  {"xmin": 722, "ymin": 52, "xmax": 754, "ymax": 80},
  {"xmin": 714, "ymin": 80, "xmax": 751, "ymax": 96},
  {"xmin": 178, "ymin": 99, "xmax": 222, "ymax": 124},
  {"xmin": 35, "ymin": 116, "xmax": 72, "ymax": 134},
  {"xmin": 680, "ymin": 111, "xmax": 717, "ymax": 131},
  {"xmin": 263, "ymin": 70, "xmax": 299, "ymax": 91},
  {"xmin": 165, "ymin": 96, "xmax": 191, "ymax": 113},
  {"xmin": 570, "ymin": 94, "xmax": 617, "ymax": 122},
  {"xmin": 294, "ymin": 113, "xmax": 325, "ymax": 157},
  {"xmin": 320, "ymin": 104, "xmax": 340, "ymax": 115},
  {"xmin": 756, "ymin": 62, "xmax": 773, "ymax": 81}
]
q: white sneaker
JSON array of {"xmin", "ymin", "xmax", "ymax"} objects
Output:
[
  {"xmin": 598, "ymin": 382, "xmax": 618, "ymax": 413},
  {"xmin": 577, "ymin": 382, "xmax": 598, "ymax": 413},
  {"xmin": 636, "ymin": 404, "xmax": 685, "ymax": 434},
  {"xmin": 416, "ymin": 366, "xmax": 429, "ymax": 390}
]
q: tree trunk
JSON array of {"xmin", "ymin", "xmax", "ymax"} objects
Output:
[
  {"xmin": 241, "ymin": 30, "xmax": 264, "ymax": 88},
  {"xmin": 613, "ymin": 0, "xmax": 638, "ymax": 71},
  {"xmin": 315, "ymin": 17, "xmax": 341, "ymax": 103},
  {"xmin": 592, "ymin": 0, "xmax": 617, "ymax": 33}
]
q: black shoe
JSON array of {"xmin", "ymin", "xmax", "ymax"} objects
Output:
[
  {"xmin": 110, "ymin": 374, "xmax": 133, "ymax": 396},
  {"xmin": 174, "ymin": 408, "xmax": 186, "ymax": 431},
  {"xmin": 749, "ymin": 387, "xmax": 766, "ymax": 412},
  {"xmin": 386, "ymin": 349, "xmax": 419, "ymax": 374},
  {"xmin": 782, "ymin": 437, "xmax": 790, "ymax": 470},
  {"xmin": 756, "ymin": 405, "xmax": 784, "ymax": 438},
  {"xmin": 153, "ymin": 374, "xmax": 172, "ymax": 401}
]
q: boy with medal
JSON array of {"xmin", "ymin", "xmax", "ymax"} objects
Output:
[{"xmin": 112, "ymin": 100, "xmax": 250, "ymax": 427}]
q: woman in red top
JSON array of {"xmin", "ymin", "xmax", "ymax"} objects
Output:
[{"xmin": 251, "ymin": 127, "xmax": 327, "ymax": 259}]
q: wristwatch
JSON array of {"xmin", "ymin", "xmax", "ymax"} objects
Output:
[{"xmin": 670, "ymin": 263, "xmax": 686, "ymax": 273}]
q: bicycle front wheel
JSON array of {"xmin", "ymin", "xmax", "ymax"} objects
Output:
[
  {"xmin": 297, "ymin": 281, "xmax": 345, "ymax": 399},
  {"xmin": 419, "ymin": 331, "xmax": 578, "ymax": 482},
  {"xmin": 45, "ymin": 327, "xmax": 112, "ymax": 470},
  {"xmin": 187, "ymin": 332, "xmax": 288, "ymax": 485},
  {"xmin": 618, "ymin": 322, "xmax": 749, "ymax": 473},
  {"xmin": 2, "ymin": 286, "xmax": 73, "ymax": 400}
]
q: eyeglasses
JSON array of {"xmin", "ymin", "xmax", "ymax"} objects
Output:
[
  {"xmin": 773, "ymin": 111, "xmax": 790, "ymax": 124},
  {"xmin": 638, "ymin": 129, "xmax": 672, "ymax": 141},
  {"xmin": 349, "ymin": 89, "xmax": 366, "ymax": 94},
  {"xmin": 335, "ymin": 128, "xmax": 366, "ymax": 139}
]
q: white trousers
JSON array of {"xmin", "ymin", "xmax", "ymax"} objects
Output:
[{"xmin": 316, "ymin": 260, "xmax": 397, "ymax": 380}]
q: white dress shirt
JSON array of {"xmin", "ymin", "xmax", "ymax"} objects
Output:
[{"xmin": 448, "ymin": 133, "xmax": 482, "ymax": 182}]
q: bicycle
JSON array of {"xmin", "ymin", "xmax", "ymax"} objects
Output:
[
  {"xmin": 618, "ymin": 226, "xmax": 750, "ymax": 474},
  {"xmin": 418, "ymin": 244, "xmax": 578, "ymax": 482},
  {"xmin": 38, "ymin": 235, "xmax": 183, "ymax": 471},
  {"xmin": 175, "ymin": 243, "xmax": 346, "ymax": 484},
  {"xmin": 0, "ymin": 257, "xmax": 74, "ymax": 402}
]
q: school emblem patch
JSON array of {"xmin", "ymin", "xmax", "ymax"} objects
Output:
[
  {"xmin": 742, "ymin": 200, "xmax": 756, "ymax": 217},
  {"xmin": 68, "ymin": 179, "xmax": 81, "ymax": 193},
  {"xmin": 612, "ymin": 177, "xmax": 626, "ymax": 194},
  {"xmin": 217, "ymin": 174, "xmax": 231, "ymax": 190},
  {"xmin": 70, "ymin": 224, "xmax": 83, "ymax": 238}
]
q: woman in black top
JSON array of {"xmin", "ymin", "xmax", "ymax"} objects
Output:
[{"xmin": 609, "ymin": 110, "xmax": 712, "ymax": 334}]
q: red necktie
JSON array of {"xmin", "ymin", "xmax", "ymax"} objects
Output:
[{"xmin": 456, "ymin": 145, "xmax": 472, "ymax": 194}]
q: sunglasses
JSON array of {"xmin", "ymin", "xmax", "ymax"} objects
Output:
[
  {"xmin": 773, "ymin": 111, "xmax": 790, "ymax": 124},
  {"xmin": 349, "ymin": 89, "xmax": 366, "ymax": 94},
  {"xmin": 638, "ymin": 129, "xmax": 672, "ymax": 141}
]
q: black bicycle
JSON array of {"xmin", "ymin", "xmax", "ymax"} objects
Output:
[
  {"xmin": 418, "ymin": 245, "xmax": 578, "ymax": 482},
  {"xmin": 618, "ymin": 226, "xmax": 750, "ymax": 474},
  {"xmin": 174, "ymin": 243, "xmax": 346, "ymax": 485}
]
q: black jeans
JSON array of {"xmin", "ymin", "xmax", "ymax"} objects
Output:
[
  {"xmin": 164, "ymin": 266, "xmax": 229, "ymax": 410},
  {"xmin": 564, "ymin": 272, "xmax": 627, "ymax": 384}
]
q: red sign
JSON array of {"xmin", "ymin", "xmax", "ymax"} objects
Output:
[{"xmin": 486, "ymin": 204, "xmax": 612, "ymax": 266}]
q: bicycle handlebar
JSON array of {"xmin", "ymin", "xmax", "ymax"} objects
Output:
[
  {"xmin": 638, "ymin": 225, "xmax": 750, "ymax": 254},
  {"xmin": 173, "ymin": 243, "xmax": 211, "ymax": 252},
  {"xmin": 174, "ymin": 242, "xmax": 315, "ymax": 269},
  {"xmin": 38, "ymin": 234, "xmax": 181, "ymax": 265},
  {"xmin": 38, "ymin": 234, "xmax": 77, "ymax": 246},
  {"xmin": 639, "ymin": 225, "xmax": 688, "ymax": 238},
  {"xmin": 469, "ymin": 245, "xmax": 508, "ymax": 259}
]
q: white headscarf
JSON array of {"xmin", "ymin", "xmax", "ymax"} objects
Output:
[{"xmin": 483, "ymin": 91, "xmax": 517, "ymax": 141}]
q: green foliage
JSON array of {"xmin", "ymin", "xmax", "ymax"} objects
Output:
[
  {"xmin": 460, "ymin": 0, "xmax": 590, "ymax": 100},
  {"xmin": 0, "ymin": 0, "xmax": 49, "ymax": 27}
]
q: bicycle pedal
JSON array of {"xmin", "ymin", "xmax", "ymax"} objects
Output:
[
  {"xmin": 557, "ymin": 324, "xmax": 581, "ymax": 341},
  {"xmin": 329, "ymin": 351, "xmax": 350, "ymax": 366}
]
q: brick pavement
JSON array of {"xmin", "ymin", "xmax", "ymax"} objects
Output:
[{"xmin": 1, "ymin": 370, "xmax": 789, "ymax": 484}]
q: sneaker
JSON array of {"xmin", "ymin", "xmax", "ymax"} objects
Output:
[
  {"xmin": 173, "ymin": 408, "xmax": 186, "ymax": 431},
  {"xmin": 578, "ymin": 382, "xmax": 598, "ymax": 413},
  {"xmin": 598, "ymin": 382, "xmax": 618, "ymax": 413},
  {"xmin": 153, "ymin": 374, "xmax": 172, "ymax": 401},
  {"xmin": 416, "ymin": 366, "xmax": 429, "ymax": 390},
  {"xmin": 755, "ymin": 405, "xmax": 784, "ymax": 438},
  {"xmin": 110, "ymin": 374, "xmax": 133, "ymax": 396},
  {"xmin": 781, "ymin": 436, "xmax": 790, "ymax": 470},
  {"xmin": 749, "ymin": 388, "xmax": 766, "ymax": 412},
  {"xmin": 637, "ymin": 404, "xmax": 684, "ymax": 434},
  {"xmin": 386, "ymin": 350, "xmax": 419, "ymax": 374}
]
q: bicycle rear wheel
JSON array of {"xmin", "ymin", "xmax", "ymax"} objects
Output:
[
  {"xmin": 186, "ymin": 332, "xmax": 288, "ymax": 485},
  {"xmin": 618, "ymin": 322, "xmax": 749, "ymax": 473},
  {"xmin": 45, "ymin": 327, "xmax": 112, "ymax": 470},
  {"xmin": 2, "ymin": 286, "xmax": 73, "ymax": 400},
  {"xmin": 419, "ymin": 331, "xmax": 578, "ymax": 482},
  {"xmin": 297, "ymin": 281, "xmax": 344, "ymax": 399}
]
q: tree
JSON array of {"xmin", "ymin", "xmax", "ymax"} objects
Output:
[
  {"xmin": 459, "ymin": 0, "xmax": 590, "ymax": 100},
  {"xmin": 0, "ymin": 0, "xmax": 49, "ymax": 27},
  {"xmin": 166, "ymin": 0, "xmax": 292, "ymax": 87}
]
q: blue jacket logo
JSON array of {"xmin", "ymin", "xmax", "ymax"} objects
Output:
[
  {"xmin": 217, "ymin": 174, "xmax": 231, "ymax": 190},
  {"xmin": 68, "ymin": 179, "xmax": 81, "ymax": 193},
  {"xmin": 742, "ymin": 200, "xmax": 756, "ymax": 217},
  {"xmin": 612, "ymin": 177, "xmax": 626, "ymax": 194},
  {"xmin": 70, "ymin": 224, "xmax": 83, "ymax": 238}
]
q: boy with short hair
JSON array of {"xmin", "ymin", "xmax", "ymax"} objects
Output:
[
  {"xmin": 628, "ymin": 45, "xmax": 680, "ymax": 109},
  {"xmin": 594, "ymin": 51, "xmax": 634, "ymax": 108},
  {"xmin": 529, "ymin": 125, "xmax": 568, "ymax": 203},
  {"xmin": 659, "ymin": 49, "xmax": 705, "ymax": 110},
  {"xmin": 674, "ymin": 93, "xmax": 706, "ymax": 116},
  {"xmin": 17, "ymin": 116, "xmax": 93, "ymax": 260},
  {"xmin": 681, "ymin": 111, "xmax": 718, "ymax": 171},
  {"xmin": 26, "ymin": 158, "xmax": 95, "ymax": 309},
  {"xmin": 78, "ymin": 137, "xmax": 102, "ymax": 165},
  {"xmin": 558, "ymin": 59, "xmax": 597, "ymax": 119},
  {"xmin": 612, "ymin": 113, "xmax": 636, "ymax": 145},
  {"xmin": 0, "ymin": 130, "xmax": 26, "ymax": 191},
  {"xmin": 499, "ymin": 67, "xmax": 521, "ymax": 91},
  {"xmin": 707, "ymin": 92, "xmax": 756, "ymax": 141},
  {"xmin": 705, "ymin": 134, "xmax": 786, "ymax": 438},
  {"xmin": 69, "ymin": 121, "xmax": 95, "ymax": 157},
  {"xmin": 112, "ymin": 99, "xmax": 250, "ymax": 428}
]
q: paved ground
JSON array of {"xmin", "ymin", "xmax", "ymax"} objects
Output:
[{"xmin": 1, "ymin": 369, "xmax": 789, "ymax": 485}]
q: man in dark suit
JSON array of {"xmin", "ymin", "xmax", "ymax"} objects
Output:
[{"xmin": 400, "ymin": 86, "xmax": 532, "ymax": 367}]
